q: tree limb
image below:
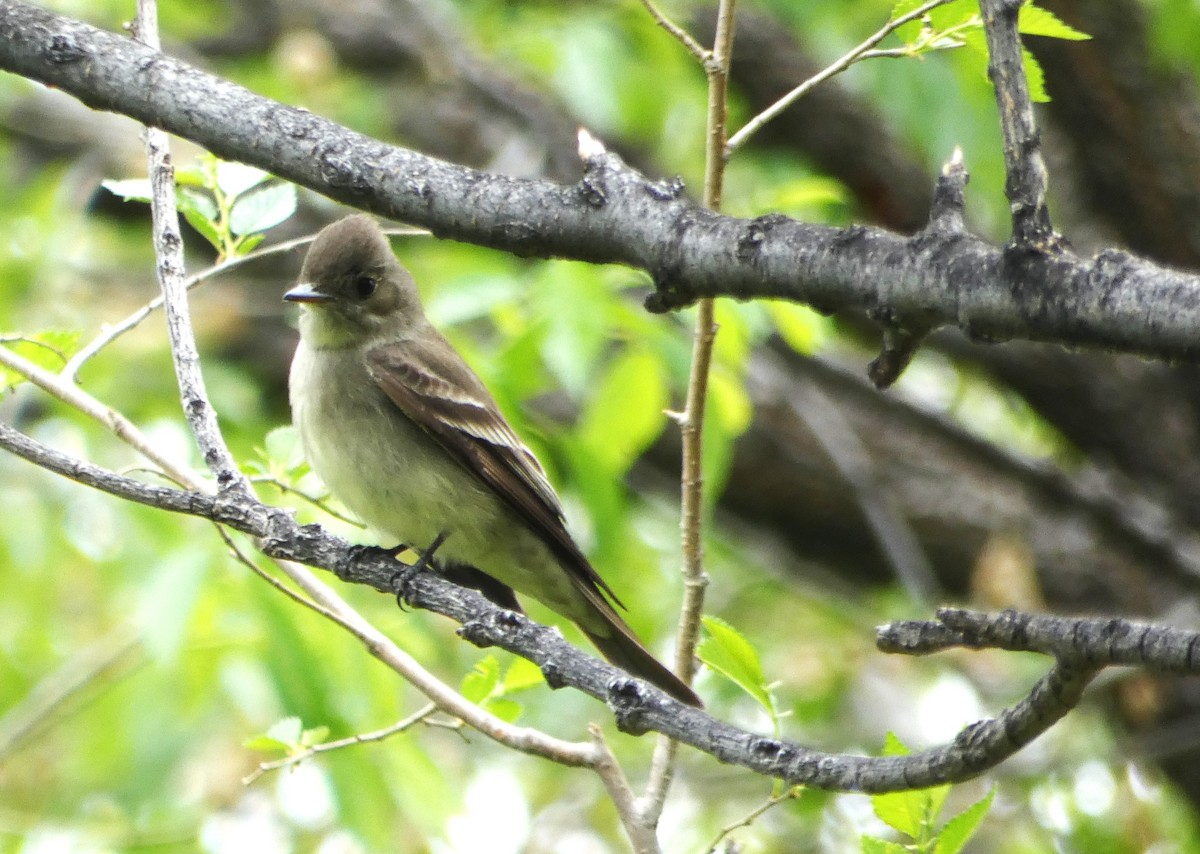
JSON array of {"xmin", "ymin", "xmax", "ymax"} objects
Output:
[
  {"xmin": 0, "ymin": 419, "xmax": 1164, "ymax": 793},
  {"xmin": 2, "ymin": 1, "xmax": 1200, "ymax": 365}
]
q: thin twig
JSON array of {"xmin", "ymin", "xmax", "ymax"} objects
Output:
[
  {"xmin": 0, "ymin": 343, "xmax": 197, "ymax": 485},
  {"xmin": 243, "ymin": 703, "xmax": 439, "ymax": 785},
  {"xmin": 725, "ymin": 0, "xmax": 954, "ymax": 156},
  {"xmin": 704, "ymin": 786, "xmax": 803, "ymax": 853},
  {"xmin": 4, "ymin": 295, "xmax": 594, "ymax": 774},
  {"xmin": 588, "ymin": 725, "xmax": 660, "ymax": 854},
  {"xmin": 638, "ymin": 0, "xmax": 710, "ymax": 66},
  {"xmin": 248, "ymin": 474, "xmax": 365, "ymax": 528},
  {"xmin": 643, "ymin": 0, "xmax": 738, "ymax": 824}
]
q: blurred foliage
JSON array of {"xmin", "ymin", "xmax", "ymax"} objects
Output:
[{"xmin": 0, "ymin": 1, "xmax": 1197, "ymax": 853}]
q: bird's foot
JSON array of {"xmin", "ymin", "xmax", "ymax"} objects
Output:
[
  {"xmin": 339, "ymin": 543, "xmax": 407, "ymax": 585},
  {"xmin": 390, "ymin": 531, "xmax": 450, "ymax": 608}
]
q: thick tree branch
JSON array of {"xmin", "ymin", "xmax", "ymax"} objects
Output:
[
  {"xmin": 0, "ymin": 419, "xmax": 1159, "ymax": 793},
  {"xmin": 2, "ymin": 1, "xmax": 1200, "ymax": 365}
]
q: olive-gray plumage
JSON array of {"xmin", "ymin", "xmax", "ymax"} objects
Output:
[{"xmin": 285, "ymin": 215, "xmax": 700, "ymax": 706}]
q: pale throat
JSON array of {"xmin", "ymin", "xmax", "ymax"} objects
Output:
[{"xmin": 298, "ymin": 307, "xmax": 370, "ymax": 351}]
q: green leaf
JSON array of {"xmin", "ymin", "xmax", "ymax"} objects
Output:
[
  {"xmin": 178, "ymin": 189, "xmax": 223, "ymax": 250},
  {"xmin": 179, "ymin": 187, "xmax": 218, "ymax": 222},
  {"xmin": 0, "ymin": 330, "xmax": 80, "ymax": 389},
  {"xmin": 243, "ymin": 733, "xmax": 293, "ymax": 753},
  {"xmin": 300, "ymin": 725, "xmax": 331, "ymax": 748},
  {"xmin": 244, "ymin": 715, "xmax": 304, "ymax": 752},
  {"xmin": 425, "ymin": 274, "xmax": 522, "ymax": 327},
  {"xmin": 872, "ymin": 734, "xmax": 951, "ymax": 841},
  {"xmin": 215, "ymin": 160, "xmax": 271, "ymax": 199},
  {"xmin": 890, "ymin": 0, "xmax": 926, "ymax": 21},
  {"xmin": 861, "ymin": 838, "xmax": 909, "ymax": 854},
  {"xmin": 174, "ymin": 163, "xmax": 209, "ymax": 187},
  {"xmin": 766, "ymin": 301, "xmax": 828, "ymax": 355},
  {"xmin": 881, "ymin": 732, "xmax": 909, "ymax": 757},
  {"xmin": 101, "ymin": 177, "xmax": 152, "ymax": 203},
  {"xmin": 482, "ymin": 697, "xmax": 523, "ymax": 723},
  {"xmin": 701, "ymin": 365, "xmax": 754, "ymax": 505},
  {"xmin": 577, "ymin": 347, "xmax": 669, "ymax": 477},
  {"xmin": 263, "ymin": 425, "xmax": 306, "ymax": 474},
  {"xmin": 926, "ymin": 0, "xmax": 980, "ymax": 31},
  {"xmin": 872, "ymin": 788, "xmax": 927, "ymax": 839},
  {"xmin": 268, "ymin": 716, "xmax": 304, "ymax": 744},
  {"xmin": 934, "ymin": 787, "xmax": 995, "ymax": 854},
  {"xmin": 502, "ymin": 656, "xmax": 546, "ymax": 693},
  {"xmin": 230, "ymin": 182, "xmax": 298, "ymax": 236},
  {"xmin": 698, "ymin": 615, "xmax": 774, "ymax": 714},
  {"xmin": 236, "ymin": 233, "xmax": 265, "ymax": 253},
  {"xmin": 1019, "ymin": 5, "xmax": 1089, "ymax": 40},
  {"xmin": 460, "ymin": 655, "xmax": 502, "ymax": 704},
  {"xmin": 1022, "ymin": 47, "xmax": 1049, "ymax": 103}
]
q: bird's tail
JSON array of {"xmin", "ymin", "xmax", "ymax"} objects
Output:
[{"xmin": 581, "ymin": 623, "xmax": 703, "ymax": 707}]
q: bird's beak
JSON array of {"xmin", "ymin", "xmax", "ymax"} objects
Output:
[{"xmin": 284, "ymin": 283, "xmax": 334, "ymax": 304}]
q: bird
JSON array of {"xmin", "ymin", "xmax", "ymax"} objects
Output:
[{"xmin": 284, "ymin": 214, "xmax": 701, "ymax": 706}]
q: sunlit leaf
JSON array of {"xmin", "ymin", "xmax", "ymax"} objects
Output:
[
  {"xmin": 1019, "ymin": 5, "xmax": 1089, "ymax": 40},
  {"xmin": 263, "ymin": 424, "xmax": 306, "ymax": 473},
  {"xmin": 101, "ymin": 177, "xmax": 152, "ymax": 203},
  {"xmin": 0, "ymin": 330, "xmax": 80, "ymax": 389},
  {"xmin": 230, "ymin": 182, "xmax": 297, "ymax": 236},
  {"xmin": 502, "ymin": 656, "xmax": 546, "ymax": 693},
  {"xmin": 216, "ymin": 160, "xmax": 271, "ymax": 199},
  {"xmin": 698, "ymin": 615, "xmax": 773, "ymax": 715},
  {"xmin": 301, "ymin": 725, "xmax": 331, "ymax": 748},
  {"xmin": 872, "ymin": 734, "xmax": 951, "ymax": 840},
  {"xmin": 259, "ymin": 716, "xmax": 304, "ymax": 750},
  {"xmin": 178, "ymin": 189, "xmax": 223, "ymax": 249},
  {"xmin": 482, "ymin": 698, "xmax": 523, "ymax": 723},
  {"xmin": 935, "ymin": 787, "xmax": 995, "ymax": 854},
  {"xmin": 461, "ymin": 655, "xmax": 502, "ymax": 704},
  {"xmin": 1022, "ymin": 47, "xmax": 1049, "ymax": 103},
  {"xmin": 766, "ymin": 301, "xmax": 828, "ymax": 355},
  {"xmin": 577, "ymin": 347, "xmax": 669, "ymax": 476}
]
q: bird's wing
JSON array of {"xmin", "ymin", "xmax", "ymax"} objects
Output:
[{"xmin": 365, "ymin": 330, "xmax": 624, "ymax": 608}]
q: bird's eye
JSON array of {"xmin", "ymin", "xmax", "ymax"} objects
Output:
[{"xmin": 354, "ymin": 275, "xmax": 377, "ymax": 299}]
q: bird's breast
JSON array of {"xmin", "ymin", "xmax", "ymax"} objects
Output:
[{"xmin": 289, "ymin": 342, "xmax": 474, "ymax": 546}]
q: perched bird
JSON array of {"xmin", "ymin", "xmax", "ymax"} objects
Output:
[{"xmin": 285, "ymin": 215, "xmax": 701, "ymax": 706}]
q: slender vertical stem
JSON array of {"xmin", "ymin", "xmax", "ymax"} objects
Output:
[
  {"xmin": 641, "ymin": 0, "xmax": 738, "ymax": 824},
  {"xmin": 978, "ymin": 0, "xmax": 1057, "ymax": 249},
  {"xmin": 134, "ymin": 0, "xmax": 251, "ymax": 498}
]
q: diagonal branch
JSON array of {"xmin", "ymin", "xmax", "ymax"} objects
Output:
[{"xmin": 0, "ymin": 420, "xmax": 1156, "ymax": 794}]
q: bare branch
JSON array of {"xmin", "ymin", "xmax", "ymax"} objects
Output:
[
  {"xmin": 978, "ymin": 0, "xmax": 1059, "ymax": 249},
  {"xmin": 0, "ymin": 421, "xmax": 1150, "ymax": 792},
  {"xmin": 725, "ymin": 0, "xmax": 955, "ymax": 156},
  {"xmin": 2, "ymin": 3, "xmax": 1200, "ymax": 365},
  {"xmin": 881, "ymin": 608, "xmax": 1200, "ymax": 673},
  {"xmin": 638, "ymin": 0, "xmax": 710, "ymax": 67},
  {"xmin": 243, "ymin": 704, "xmax": 439, "ymax": 785},
  {"xmin": 645, "ymin": 0, "xmax": 738, "ymax": 820}
]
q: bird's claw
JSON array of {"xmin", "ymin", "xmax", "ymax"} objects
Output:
[{"xmin": 390, "ymin": 531, "xmax": 450, "ymax": 609}]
